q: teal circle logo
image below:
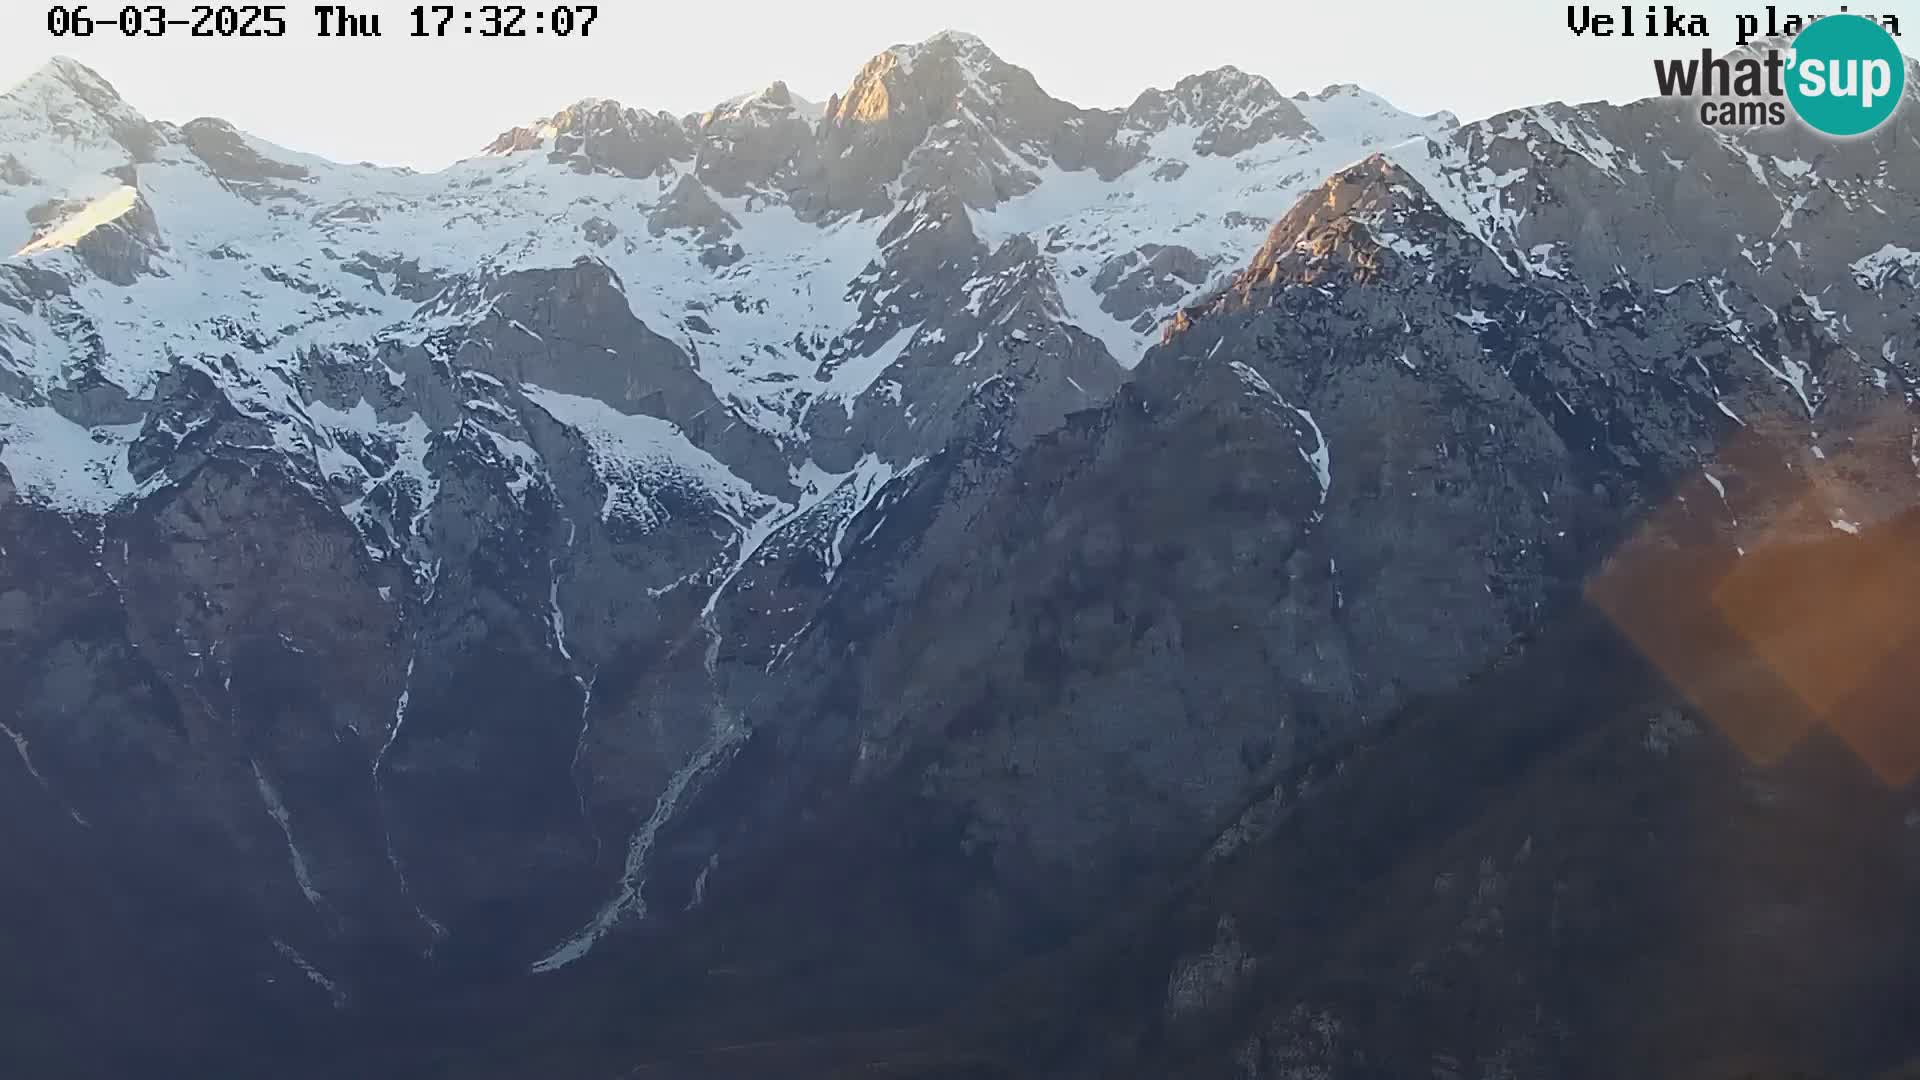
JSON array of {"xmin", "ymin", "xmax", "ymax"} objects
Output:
[{"xmin": 1786, "ymin": 13, "xmax": 1907, "ymax": 136}]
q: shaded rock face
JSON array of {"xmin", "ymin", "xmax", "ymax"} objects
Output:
[
  {"xmin": 933, "ymin": 518, "xmax": 1920, "ymax": 1080},
  {"xmin": 1123, "ymin": 65, "xmax": 1316, "ymax": 157},
  {"xmin": 3, "ymin": 41, "xmax": 1920, "ymax": 1080},
  {"xmin": 701, "ymin": 85, "xmax": 1920, "ymax": 942},
  {"xmin": 647, "ymin": 174, "xmax": 741, "ymax": 246},
  {"xmin": 182, "ymin": 118, "xmax": 312, "ymax": 187},
  {"xmin": 1095, "ymin": 243, "xmax": 1216, "ymax": 328},
  {"xmin": 486, "ymin": 99, "xmax": 693, "ymax": 179},
  {"xmin": 559, "ymin": 78, "xmax": 1920, "ymax": 1079},
  {"xmin": 691, "ymin": 82, "xmax": 823, "ymax": 197}
]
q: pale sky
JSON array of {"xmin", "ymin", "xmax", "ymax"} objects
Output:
[{"xmin": 0, "ymin": 1, "xmax": 1899, "ymax": 169}]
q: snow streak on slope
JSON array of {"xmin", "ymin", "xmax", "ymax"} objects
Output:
[
  {"xmin": 522, "ymin": 385, "xmax": 777, "ymax": 530},
  {"xmin": 788, "ymin": 453, "xmax": 926, "ymax": 583},
  {"xmin": 530, "ymin": 707, "xmax": 746, "ymax": 974},
  {"xmin": 1229, "ymin": 360, "xmax": 1332, "ymax": 507},
  {"xmin": 252, "ymin": 760, "xmax": 328, "ymax": 916},
  {"xmin": 372, "ymin": 656, "xmax": 448, "ymax": 949},
  {"xmin": 527, "ymin": 448, "xmax": 922, "ymax": 973},
  {"xmin": 2, "ymin": 722, "xmax": 48, "ymax": 785},
  {"xmin": 2, "ymin": 721, "xmax": 87, "ymax": 826},
  {"xmin": 272, "ymin": 940, "xmax": 349, "ymax": 1010},
  {"xmin": 819, "ymin": 321, "xmax": 924, "ymax": 403}
]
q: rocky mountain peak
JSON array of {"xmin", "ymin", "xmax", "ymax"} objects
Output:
[
  {"xmin": 0, "ymin": 57, "xmax": 159, "ymax": 255},
  {"xmin": 1286, "ymin": 81, "xmax": 1458, "ymax": 149},
  {"xmin": 1123, "ymin": 64, "xmax": 1315, "ymax": 156},
  {"xmin": 483, "ymin": 97, "xmax": 692, "ymax": 178},
  {"xmin": 1171, "ymin": 63, "xmax": 1283, "ymax": 101},
  {"xmin": 703, "ymin": 80, "xmax": 824, "ymax": 126},
  {"xmin": 797, "ymin": 30, "xmax": 1081, "ymax": 217},
  {"xmin": 1295, "ymin": 82, "xmax": 1460, "ymax": 133},
  {"xmin": 689, "ymin": 82, "xmax": 823, "ymax": 198},
  {"xmin": 1296, "ymin": 81, "xmax": 1362, "ymax": 102},
  {"xmin": 1, "ymin": 56, "xmax": 151, "ymax": 156},
  {"xmin": 829, "ymin": 28, "xmax": 1012, "ymax": 125},
  {"xmin": 695, "ymin": 81, "xmax": 826, "ymax": 143},
  {"xmin": 885, "ymin": 29, "xmax": 996, "ymax": 71},
  {"xmin": 7, "ymin": 56, "xmax": 126, "ymax": 110}
]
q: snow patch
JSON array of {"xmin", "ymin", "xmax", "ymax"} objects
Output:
[
  {"xmin": 1852, "ymin": 244, "xmax": 1920, "ymax": 291},
  {"xmin": 523, "ymin": 385, "xmax": 775, "ymax": 532},
  {"xmin": 0, "ymin": 401, "xmax": 140, "ymax": 514}
]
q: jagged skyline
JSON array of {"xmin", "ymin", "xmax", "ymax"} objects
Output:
[{"xmin": 0, "ymin": 1, "xmax": 1849, "ymax": 169}]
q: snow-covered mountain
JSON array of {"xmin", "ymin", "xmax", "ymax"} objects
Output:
[
  {"xmin": 0, "ymin": 32, "xmax": 1452, "ymax": 572},
  {"xmin": 0, "ymin": 29, "xmax": 1455, "ymax": 1030},
  {"xmin": 6, "ymin": 29, "xmax": 1920, "ymax": 1080}
]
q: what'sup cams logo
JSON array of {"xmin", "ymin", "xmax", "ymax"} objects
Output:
[{"xmin": 1650, "ymin": 11, "xmax": 1908, "ymax": 134}]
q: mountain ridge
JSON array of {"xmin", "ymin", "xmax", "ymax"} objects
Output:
[{"xmin": 7, "ymin": 33, "xmax": 1447, "ymax": 175}]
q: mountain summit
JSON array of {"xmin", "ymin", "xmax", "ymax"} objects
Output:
[{"xmin": 0, "ymin": 55, "xmax": 159, "ymax": 253}]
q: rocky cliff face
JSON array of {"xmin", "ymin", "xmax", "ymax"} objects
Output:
[
  {"xmin": 890, "ymin": 80, "xmax": 1920, "ymax": 1080},
  {"xmin": 3, "ymin": 33, "xmax": 1918, "ymax": 1080}
]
